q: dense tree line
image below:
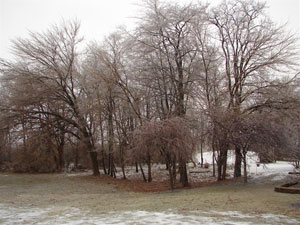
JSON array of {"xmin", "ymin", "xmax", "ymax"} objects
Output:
[{"xmin": 0, "ymin": 0, "xmax": 299, "ymax": 188}]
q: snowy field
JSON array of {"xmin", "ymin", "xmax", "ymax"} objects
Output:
[{"xmin": 0, "ymin": 204, "xmax": 299, "ymax": 225}]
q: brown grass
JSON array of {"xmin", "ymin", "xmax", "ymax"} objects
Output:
[
  {"xmin": 0, "ymin": 170, "xmax": 299, "ymax": 221},
  {"xmin": 84, "ymin": 173, "xmax": 245, "ymax": 193}
]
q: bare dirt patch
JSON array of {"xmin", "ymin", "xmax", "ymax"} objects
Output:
[{"xmin": 83, "ymin": 173, "xmax": 245, "ymax": 193}]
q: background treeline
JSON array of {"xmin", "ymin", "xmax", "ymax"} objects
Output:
[{"xmin": 0, "ymin": 0, "xmax": 299, "ymax": 188}]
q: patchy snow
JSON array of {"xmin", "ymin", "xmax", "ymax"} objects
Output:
[
  {"xmin": 64, "ymin": 171, "xmax": 92, "ymax": 177},
  {"xmin": 196, "ymin": 151, "xmax": 299, "ymax": 183},
  {"xmin": 59, "ymin": 151, "xmax": 298, "ymax": 184},
  {"xmin": 2, "ymin": 152, "xmax": 298, "ymax": 224},
  {"xmin": 1, "ymin": 152, "xmax": 299, "ymax": 225},
  {"xmin": 0, "ymin": 204, "xmax": 299, "ymax": 225}
]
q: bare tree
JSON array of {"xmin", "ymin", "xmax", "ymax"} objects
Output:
[
  {"xmin": 0, "ymin": 20, "xmax": 101, "ymax": 175},
  {"xmin": 132, "ymin": 0, "xmax": 208, "ymax": 186},
  {"xmin": 133, "ymin": 117, "xmax": 195, "ymax": 189},
  {"xmin": 208, "ymin": 0, "xmax": 300, "ymax": 178}
]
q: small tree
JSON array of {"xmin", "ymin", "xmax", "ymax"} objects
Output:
[
  {"xmin": 133, "ymin": 117, "xmax": 195, "ymax": 189},
  {"xmin": 229, "ymin": 113, "xmax": 290, "ymax": 182}
]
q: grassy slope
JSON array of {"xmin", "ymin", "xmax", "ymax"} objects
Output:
[{"xmin": 0, "ymin": 173, "xmax": 299, "ymax": 220}]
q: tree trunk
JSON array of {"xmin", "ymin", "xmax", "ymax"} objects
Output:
[
  {"xmin": 82, "ymin": 131, "xmax": 100, "ymax": 176},
  {"xmin": 166, "ymin": 154, "xmax": 175, "ymax": 190},
  {"xmin": 100, "ymin": 118, "xmax": 107, "ymax": 174},
  {"xmin": 147, "ymin": 152, "xmax": 152, "ymax": 182},
  {"xmin": 111, "ymin": 161, "xmax": 117, "ymax": 178},
  {"xmin": 57, "ymin": 126, "xmax": 66, "ymax": 172},
  {"xmin": 101, "ymin": 150, "xmax": 107, "ymax": 175},
  {"xmin": 108, "ymin": 153, "xmax": 111, "ymax": 175},
  {"xmin": 139, "ymin": 163, "xmax": 147, "ymax": 182},
  {"xmin": 120, "ymin": 145, "xmax": 126, "ymax": 179},
  {"xmin": 121, "ymin": 164, "xmax": 126, "ymax": 179},
  {"xmin": 217, "ymin": 147, "xmax": 228, "ymax": 181},
  {"xmin": 106, "ymin": 92, "xmax": 115, "ymax": 177},
  {"xmin": 57, "ymin": 144, "xmax": 65, "ymax": 172},
  {"xmin": 200, "ymin": 139, "xmax": 204, "ymax": 168},
  {"xmin": 89, "ymin": 151, "xmax": 100, "ymax": 176},
  {"xmin": 172, "ymin": 156, "xmax": 177, "ymax": 181},
  {"xmin": 234, "ymin": 146, "xmax": 242, "ymax": 177},
  {"xmin": 108, "ymin": 153, "xmax": 115, "ymax": 177},
  {"xmin": 212, "ymin": 135, "xmax": 216, "ymax": 177},
  {"xmin": 75, "ymin": 145, "xmax": 79, "ymax": 169},
  {"xmin": 222, "ymin": 149, "xmax": 228, "ymax": 180},
  {"xmin": 243, "ymin": 153, "xmax": 248, "ymax": 183},
  {"xmin": 79, "ymin": 120, "xmax": 100, "ymax": 175},
  {"xmin": 168, "ymin": 162, "xmax": 174, "ymax": 190},
  {"xmin": 217, "ymin": 155, "xmax": 222, "ymax": 181},
  {"xmin": 179, "ymin": 156, "xmax": 189, "ymax": 187},
  {"xmin": 175, "ymin": 58, "xmax": 189, "ymax": 187},
  {"xmin": 212, "ymin": 148, "xmax": 216, "ymax": 177}
]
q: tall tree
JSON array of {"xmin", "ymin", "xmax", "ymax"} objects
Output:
[
  {"xmin": 133, "ymin": 0, "xmax": 207, "ymax": 186},
  {"xmin": 0, "ymin": 20, "xmax": 100, "ymax": 175},
  {"xmin": 209, "ymin": 0, "xmax": 299, "ymax": 178}
]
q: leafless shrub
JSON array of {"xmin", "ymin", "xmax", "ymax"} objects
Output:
[
  {"xmin": 132, "ymin": 117, "xmax": 195, "ymax": 189},
  {"xmin": 12, "ymin": 132, "xmax": 57, "ymax": 173}
]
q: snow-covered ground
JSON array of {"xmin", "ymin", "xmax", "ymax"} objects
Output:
[
  {"xmin": 0, "ymin": 204, "xmax": 299, "ymax": 225},
  {"xmin": 196, "ymin": 151, "xmax": 299, "ymax": 183},
  {"xmin": 65, "ymin": 151, "xmax": 299, "ymax": 184}
]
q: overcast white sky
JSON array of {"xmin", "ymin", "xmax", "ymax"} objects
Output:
[{"xmin": 0, "ymin": 0, "xmax": 299, "ymax": 60}]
